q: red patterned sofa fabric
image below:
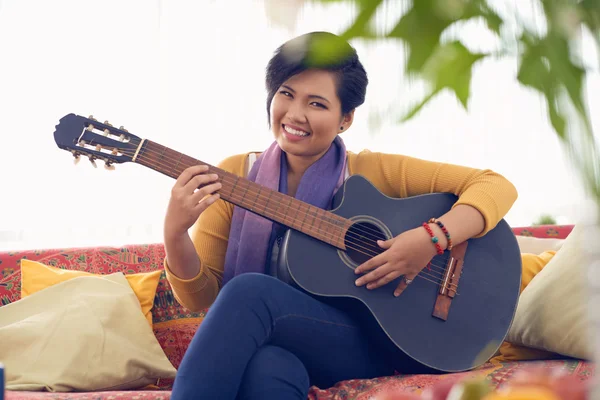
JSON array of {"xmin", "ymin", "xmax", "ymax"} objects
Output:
[
  {"xmin": 512, "ymin": 224, "xmax": 573, "ymax": 239},
  {"xmin": 5, "ymin": 359, "xmax": 594, "ymax": 400}
]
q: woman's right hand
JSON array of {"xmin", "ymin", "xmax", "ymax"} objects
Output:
[{"xmin": 164, "ymin": 165, "xmax": 222, "ymax": 240}]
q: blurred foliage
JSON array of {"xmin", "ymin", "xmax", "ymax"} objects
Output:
[
  {"xmin": 310, "ymin": 0, "xmax": 600, "ymax": 216},
  {"xmin": 533, "ymin": 214, "xmax": 558, "ymax": 225}
]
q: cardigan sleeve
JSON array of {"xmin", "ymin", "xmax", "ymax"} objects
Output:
[{"xmin": 348, "ymin": 150, "xmax": 518, "ymax": 236}]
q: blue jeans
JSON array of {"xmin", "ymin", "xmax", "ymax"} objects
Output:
[{"xmin": 170, "ymin": 273, "xmax": 395, "ymax": 400}]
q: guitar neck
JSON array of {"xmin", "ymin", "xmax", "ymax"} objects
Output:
[{"xmin": 135, "ymin": 140, "xmax": 349, "ymax": 250}]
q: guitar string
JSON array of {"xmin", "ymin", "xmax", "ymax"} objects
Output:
[
  {"xmin": 88, "ymin": 134, "xmax": 433, "ymax": 246},
  {"xmin": 82, "ymin": 138, "xmax": 457, "ymax": 282},
  {"xmin": 108, "ymin": 144, "xmax": 455, "ymax": 280},
  {"xmin": 82, "ymin": 139, "xmax": 459, "ymax": 287},
  {"xmin": 79, "ymin": 138, "xmax": 461, "ymax": 290},
  {"xmin": 119, "ymin": 138, "xmax": 455, "ymax": 268}
]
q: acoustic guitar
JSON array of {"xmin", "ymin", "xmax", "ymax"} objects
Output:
[{"xmin": 53, "ymin": 113, "xmax": 522, "ymax": 373}]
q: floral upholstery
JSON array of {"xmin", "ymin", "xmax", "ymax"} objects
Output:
[{"xmin": 1, "ymin": 225, "xmax": 594, "ymax": 399}]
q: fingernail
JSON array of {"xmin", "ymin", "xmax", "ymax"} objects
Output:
[
  {"xmin": 394, "ymin": 292, "xmax": 399, "ymax": 297},
  {"xmin": 355, "ymin": 279, "xmax": 361, "ymax": 286},
  {"xmin": 367, "ymin": 284, "xmax": 373, "ymax": 289}
]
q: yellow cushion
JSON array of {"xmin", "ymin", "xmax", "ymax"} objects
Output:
[
  {"xmin": 2, "ymin": 273, "xmax": 176, "ymax": 391},
  {"xmin": 492, "ymin": 251, "xmax": 557, "ymax": 362},
  {"xmin": 519, "ymin": 251, "xmax": 556, "ymax": 293},
  {"xmin": 20, "ymin": 259, "xmax": 162, "ymax": 327},
  {"xmin": 506, "ymin": 224, "xmax": 593, "ymax": 360}
]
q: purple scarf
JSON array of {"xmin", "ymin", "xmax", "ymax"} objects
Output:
[{"xmin": 222, "ymin": 136, "xmax": 347, "ymax": 285}]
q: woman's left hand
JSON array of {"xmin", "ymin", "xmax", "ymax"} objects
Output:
[{"xmin": 354, "ymin": 227, "xmax": 439, "ymax": 297}]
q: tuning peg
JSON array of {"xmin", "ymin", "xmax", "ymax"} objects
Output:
[
  {"xmin": 88, "ymin": 155, "xmax": 97, "ymax": 168},
  {"xmin": 119, "ymin": 134, "xmax": 126, "ymax": 142},
  {"xmin": 95, "ymin": 144, "xmax": 102, "ymax": 152},
  {"xmin": 88, "ymin": 115, "xmax": 98, "ymax": 121},
  {"xmin": 104, "ymin": 120, "xmax": 113, "ymax": 127},
  {"xmin": 104, "ymin": 161, "xmax": 115, "ymax": 171},
  {"xmin": 103, "ymin": 129, "xmax": 110, "ymax": 136},
  {"xmin": 73, "ymin": 154, "xmax": 81, "ymax": 165},
  {"xmin": 119, "ymin": 126, "xmax": 129, "ymax": 133}
]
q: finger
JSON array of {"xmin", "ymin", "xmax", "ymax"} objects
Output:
[
  {"xmin": 193, "ymin": 193, "xmax": 221, "ymax": 213},
  {"xmin": 355, "ymin": 263, "xmax": 394, "ymax": 287},
  {"xmin": 367, "ymin": 269, "xmax": 404, "ymax": 290},
  {"xmin": 354, "ymin": 252, "xmax": 387, "ymax": 274},
  {"xmin": 394, "ymin": 272, "xmax": 419, "ymax": 297},
  {"xmin": 377, "ymin": 238, "xmax": 394, "ymax": 249},
  {"xmin": 183, "ymin": 173, "xmax": 220, "ymax": 194},
  {"xmin": 191, "ymin": 182, "xmax": 223, "ymax": 203},
  {"xmin": 175, "ymin": 164, "xmax": 209, "ymax": 187}
]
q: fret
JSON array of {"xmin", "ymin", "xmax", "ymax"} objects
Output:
[
  {"xmin": 313, "ymin": 210, "xmax": 328, "ymax": 241},
  {"xmin": 316, "ymin": 208, "xmax": 325, "ymax": 239},
  {"xmin": 286, "ymin": 196, "xmax": 293, "ymax": 226},
  {"xmin": 255, "ymin": 186, "xmax": 262, "ymax": 213},
  {"xmin": 265, "ymin": 190, "xmax": 272, "ymax": 216},
  {"xmin": 241, "ymin": 180, "xmax": 250, "ymax": 202},
  {"xmin": 293, "ymin": 201, "xmax": 302, "ymax": 230},
  {"xmin": 230, "ymin": 174, "xmax": 239, "ymax": 198}
]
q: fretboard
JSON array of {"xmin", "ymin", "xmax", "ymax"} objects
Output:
[{"xmin": 134, "ymin": 140, "xmax": 350, "ymax": 249}]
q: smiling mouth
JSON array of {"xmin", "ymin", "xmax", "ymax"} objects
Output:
[{"xmin": 283, "ymin": 124, "xmax": 310, "ymax": 137}]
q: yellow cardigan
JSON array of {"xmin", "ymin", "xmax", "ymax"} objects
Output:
[{"xmin": 165, "ymin": 150, "xmax": 518, "ymax": 311}]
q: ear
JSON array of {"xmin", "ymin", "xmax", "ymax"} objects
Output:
[{"xmin": 340, "ymin": 109, "xmax": 355, "ymax": 132}]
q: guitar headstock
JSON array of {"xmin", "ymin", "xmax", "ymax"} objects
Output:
[{"xmin": 53, "ymin": 113, "xmax": 142, "ymax": 169}]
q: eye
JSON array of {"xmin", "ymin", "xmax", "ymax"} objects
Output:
[
  {"xmin": 311, "ymin": 102, "xmax": 327, "ymax": 109},
  {"xmin": 279, "ymin": 90, "xmax": 292, "ymax": 97}
]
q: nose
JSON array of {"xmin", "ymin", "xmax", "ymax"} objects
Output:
[{"xmin": 286, "ymin": 100, "xmax": 307, "ymax": 124}]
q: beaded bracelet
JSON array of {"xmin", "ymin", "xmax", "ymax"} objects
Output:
[
  {"xmin": 428, "ymin": 218, "xmax": 453, "ymax": 250},
  {"xmin": 422, "ymin": 222, "xmax": 444, "ymax": 255}
]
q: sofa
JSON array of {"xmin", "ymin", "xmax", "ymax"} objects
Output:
[{"xmin": 0, "ymin": 224, "xmax": 595, "ymax": 399}]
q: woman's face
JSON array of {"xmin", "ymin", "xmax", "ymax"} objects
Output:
[{"xmin": 270, "ymin": 69, "xmax": 353, "ymax": 165}]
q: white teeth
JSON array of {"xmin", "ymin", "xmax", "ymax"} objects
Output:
[{"xmin": 284, "ymin": 125, "xmax": 309, "ymax": 137}]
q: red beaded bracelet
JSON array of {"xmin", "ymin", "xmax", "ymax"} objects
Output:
[
  {"xmin": 428, "ymin": 218, "xmax": 453, "ymax": 250},
  {"xmin": 422, "ymin": 222, "xmax": 444, "ymax": 255}
]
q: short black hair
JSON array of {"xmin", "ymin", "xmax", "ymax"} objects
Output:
[{"xmin": 265, "ymin": 31, "xmax": 368, "ymax": 125}]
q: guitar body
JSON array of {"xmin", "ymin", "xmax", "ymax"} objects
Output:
[{"xmin": 278, "ymin": 174, "xmax": 522, "ymax": 373}]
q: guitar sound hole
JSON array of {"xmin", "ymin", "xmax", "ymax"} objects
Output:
[{"xmin": 344, "ymin": 221, "xmax": 388, "ymax": 266}]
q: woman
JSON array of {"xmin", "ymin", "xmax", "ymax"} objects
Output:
[{"xmin": 163, "ymin": 31, "xmax": 518, "ymax": 399}]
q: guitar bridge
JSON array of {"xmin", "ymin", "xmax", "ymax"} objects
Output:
[{"xmin": 432, "ymin": 241, "xmax": 467, "ymax": 321}]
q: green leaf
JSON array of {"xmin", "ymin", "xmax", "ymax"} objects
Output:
[
  {"xmin": 581, "ymin": 0, "xmax": 600, "ymax": 51},
  {"xmin": 401, "ymin": 41, "xmax": 486, "ymax": 120},
  {"xmin": 303, "ymin": 33, "xmax": 356, "ymax": 68},
  {"xmin": 516, "ymin": 30, "xmax": 587, "ymax": 139},
  {"xmin": 581, "ymin": 0, "xmax": 600, "ymax": 32},
  {"xmin": 389, "ymin": 0, "xmax": 500, "ymax": 73},
  {"xmin": 388, "ymin": 0, "xmax": 453, "ymax": 72},
  {"xmin": 340, "ymin": 0, "xmax": 383, "ymax": 39},
  {"xmin": 463, "ymin": 0, "xmax": 503, "ymax": 35},
  {"xmin": 401, "ymin": 92, "xmax": 436, "ymax": 122},
  {"xmin": 517, "ymin": 35, "xmax": 567, "ymax": 138},
  {"xmin": 545, "ymin": 34, "xmax": 586, "ymax": 117}
]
